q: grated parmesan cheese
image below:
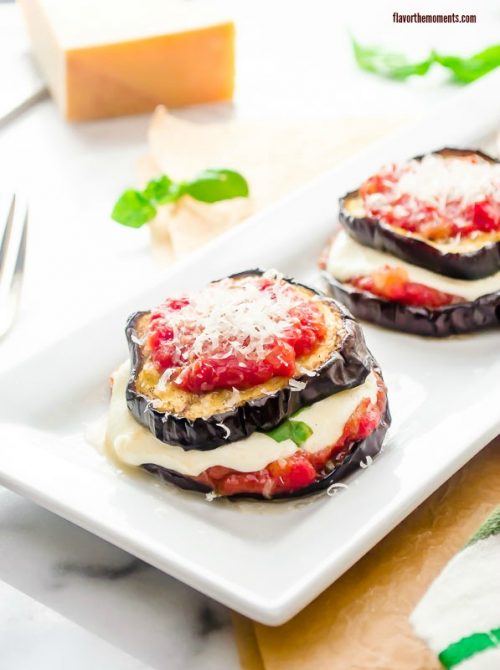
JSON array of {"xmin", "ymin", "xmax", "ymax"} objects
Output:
[
  {"xmin": 157, "ymin": 367, "xmax": 175, "ymax": 391},
  {"xmin": 289, "ymin": 379, "xmax": 307, "ymax": 391},
  {"xmin": 154, "ymin": 276, "xmax": 318, "ymax": 366},
  {"xmin": 359, "ymin": 455, "xmax": 373, "ymax": 469},
  {"xmin": 326, "ymin": 482, "xmax": 349, "ymax": 497},
  {"xmin": 216, "ymin": 422, "xmax": 231, "ymax": 438},
  {"xmin": 395, "ymin": 154, "xmax": 500, "ymax": 207},
  {"xmin": 230, "ymin": 387, "xmax": 241, "ymax": 404},
  {"xmin": 131, "ymin": 333, "xmax": 147, "ymax": 346},
  {"xmin": 205, "ymin": 491, "xmax": 219, "ymax": 502},
  {"xmin": 296, "ymin": 364, "xmax": 317, "ymax": 377}
]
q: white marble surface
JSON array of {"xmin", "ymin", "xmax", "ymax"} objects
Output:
[
  {"xmin": 0, "ymin": 489, "xmax": 239, "ymax": 670},
  {"xmin": 0, "ymin": 583, "xmax": 150, "ymax": 670},
  {"xmin": 1, "ymin": 1, "xmax": 499, "ymax": 668}
]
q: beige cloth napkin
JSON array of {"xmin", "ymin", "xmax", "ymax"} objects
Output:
[
  {"xmin": 138, "ymin": 108, "xmax": 402, "ymax": 263},
  {"xmin": 233, "ymin": 437, "xmax": 500, "ymax": 670}
]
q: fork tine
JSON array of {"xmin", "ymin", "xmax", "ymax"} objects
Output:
[
  {"xmin": 0, "ymin": 196, "xmax": 28, "ymax": 340},
  {"xmin": 13, "ymin": 205, "xmax": 28, "ymax": 281},
  {"xmin": 0, "ymin": 195, "xmax": 16, "ymax": 276}
]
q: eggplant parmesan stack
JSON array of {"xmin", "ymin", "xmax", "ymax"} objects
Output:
[
  {"xmin": 105, "ymin": 270, "xmax": 390, "ymax": 499},
  {"xmin": 322, "ymin": 149, "xmax": 500, "ymax": 336}
]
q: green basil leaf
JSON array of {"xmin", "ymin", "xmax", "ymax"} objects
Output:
[
  {"xmin": 144, "ymin": 175, "xmax": 187, "ymax": 205},
  {"xmin": 157, "ymin": 181, "xmax": 187, "ymax": 204},
  {"xmin": 185, "ymin": 168, "xmax": 249, "ymax": 203},
  {"xmin": 112, "ymin": 167, "xmax": 249, "ymax": 228},
  {"xmin": 111, "ymin": 190, "xmax": 157, "ymax": 228},
  {"xmin": 434, "ymin": 45, "xmax": 500, "ymax": 83},
  {"xmin": 352, "ymin": 38, "xmax": 500, "ymax": 84},
  {"xmin": 265, "ymin": 419, "xmax": 313, "ymax": 448},
  {"xmin": 143, "ymin": 175, "xmax": 173, "ymax": 202},
  {"xmin": 289, "ymin": 420, "xmax": 313, "ymax": 446},
  {"xmin": 352, "ymin": 38, "xmax": 433, "ymax": 80},
  {"xmin": 388, "ymin": 58, "xmax": 434, "ymax": 79}
]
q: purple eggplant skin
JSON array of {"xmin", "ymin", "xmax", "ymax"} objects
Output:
[
  {"xmin": 339, "ymin": 148, "xmax": 500, "ymax": 280},
  {"xmin": 322, "ymin": 271, "xmax": 500, "ymax": 338},
  {"xmin": 141, "ymin": 389, "xmax": 391, "ymax": 500},
  {"xmin": 125, "ymin": 271, "xmax": 375, "ymax": 451}
]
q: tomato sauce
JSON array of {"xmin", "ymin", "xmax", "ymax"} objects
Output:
[
  {"xmin": 147, "ymin": 277, "xmax": 327, "ymax": 393},
  {"xmin": 194, "ymin": 373, "xmax": 386, "ymax": 497},
  {"xmin": 360, "ymin": 161, "xmax": 500, "ymax": 242},
  {"xmin": 350, "ymin": 266, "xmax": 464, "ymax": 307}
]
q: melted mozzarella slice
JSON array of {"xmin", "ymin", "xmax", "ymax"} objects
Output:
[
  {"xmin": 327, "ymin": 231, "xmax": 500, "ymax": 302},
  {"xmin": 106, "ymin": 361, "xmax": 378, "ymax": 477}
]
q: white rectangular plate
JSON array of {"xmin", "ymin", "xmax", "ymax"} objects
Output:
[{"xmin": 1, "ymin": 73, "xmax": 500, "ymax": 625}]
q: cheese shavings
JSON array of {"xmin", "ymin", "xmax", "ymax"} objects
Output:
[
  {"xmin": 205, "ymin": 491, "xmax": 219, "ymax": 502},
  {"xmin": 216, "ymin": 422, "xmax": 231, "ymax": 438},
  {"xmin": 155, "ymin": 276, "xmax": 319, "ymax": 363},
  {"xmin": 359, "ymin": 455, "xmax": 373, "ymax": 469},
  {"xmin": 326, "ymin": 482, "xmax": 349, "ymax": 497},
  {"xmin": 393, "ymin": 154, "xmax": 500, "ymax": 208},
  {"xmin": 157, "ymin": 367, "xmax": 175, "ymax": 391},
  {"xmin": 289, "ymin": 379, "xmax": 307, "ymax": 391}
]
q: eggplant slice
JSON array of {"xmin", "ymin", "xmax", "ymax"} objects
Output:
[
  {"xmin": 142, "ymin": 383, "xmax": 391, "ymax": 500},
  {"xmin": 322, "ymin": 271, "xmax": 500, "ymax": 337},
  {"xmin": 339, "ymin": 148, "xmax": 500, "ymax": 281},
  {"xmin": 126, "ymin": 271, "xmax": 374, "ymax": 450}
]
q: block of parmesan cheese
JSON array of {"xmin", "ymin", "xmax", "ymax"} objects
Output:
[{"xmin": 18, "ymin": 0, "xmax": 235, "ymax": 121}]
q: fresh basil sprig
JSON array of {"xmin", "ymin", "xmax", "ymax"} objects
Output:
[
  {"xmin": 265, "ymin": 418, "xmax": 313, "ymax": 448},
  {"xmin": 352, "ymin": 39, "xmax": 433, "ymax": 80},
  {"xmin": 112, "ymin": 168, "xmax": 250, "ymax": 228},
  {"xmin": 352, "ymin": 38, "xmax": 500, "ymax": 83},
  {"xmin": 433, "ymin": 45, "xmax": 500, "ymax": 83}
]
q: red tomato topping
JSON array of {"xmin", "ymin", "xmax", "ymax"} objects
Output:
[
  {"xmin": 147, "ymin": 276, "xmax": 327, "ymax": 393},
  {"xmin": 360, "ymin": 156, "xmax": 500, "ymax": 242},
  {"xmin": 473, "ymin": 200, "xmax": 500, "ymax": 233},
  {"xmin": 193, "ymin": 373, "xmax": 386, "ymax": 497},
  {"xmin": 350, "ymin": 266, "xmax": 464, "ymax": 307}
]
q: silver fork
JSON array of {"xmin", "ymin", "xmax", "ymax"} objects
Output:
[{"xmin": 0, "ymin": 195, "xmax": 28, "ymax": 340}]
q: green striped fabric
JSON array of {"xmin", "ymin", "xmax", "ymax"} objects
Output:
[
  {"xmin": 466, "ymin": 507, "xmax": 500, "ymax": 547},
  {"xmin": 436, "ymin": 507, "xmax": 500, "ymax": 668},
  {"xmin": 439, "ymin": 627, "xmax": 500, "ymax": 668}
]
